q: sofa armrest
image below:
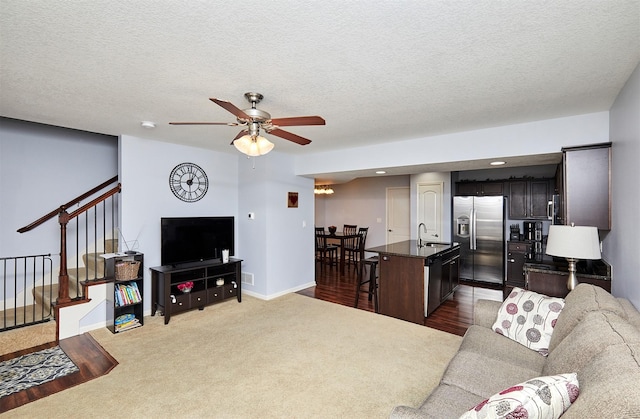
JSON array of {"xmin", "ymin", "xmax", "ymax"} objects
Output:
[{"xmin": 473, "ymin": 299, "xmax": 502, "ymax": 328}]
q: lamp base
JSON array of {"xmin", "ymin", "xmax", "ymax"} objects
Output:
[{"xmin": 566, "ymin": 257, "xmax": 579, "ymax": 290}]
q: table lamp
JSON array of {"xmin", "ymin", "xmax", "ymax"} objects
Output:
[{"xmin": 545, "ymin": 224, "xmax": 601, "ymax": 290}]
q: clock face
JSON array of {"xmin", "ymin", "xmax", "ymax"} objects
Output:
[{"xmin": 169, "ymin": 162, "xmax": 209, "ymax": 202}]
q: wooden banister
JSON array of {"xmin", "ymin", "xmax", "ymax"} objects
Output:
[
  {"xmin": 16, "ymin": 175, "xmax": 121, "ymax": 313},
  {"xmin": 17, "ymin": 176, "xmax": 118, "ymax": 233},
  {"xmin": 67, "ymin": 184, "xmax": 121, "ymax": 220}
]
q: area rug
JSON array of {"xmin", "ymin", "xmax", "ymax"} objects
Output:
[
  {"xmin": 0, "ymin": 346, "xmax": 79, "ymax": 398},
  {"xmin": 6, "ymin": 294, "xmax": 462, "ymax": 418}
]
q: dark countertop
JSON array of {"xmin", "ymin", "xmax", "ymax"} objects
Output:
[
  {"xmin": 524, "ymin": 258, "xmax": 611, "ymax": 281},
  {"xmin": 366, "ymin": 240, "xmax": 459, "ymax": 261}
]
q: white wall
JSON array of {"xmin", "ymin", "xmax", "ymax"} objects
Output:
[
  {"xmin": 296, "ymin": 112, "xmax": 609, "ymax": 176},
  {"xmin": 608, "ymin": 62, "xmax": 640, "ymax": 308},
  {"xmin": 119, "ymin": 135, "xmax": 239, "ymax": 311}
]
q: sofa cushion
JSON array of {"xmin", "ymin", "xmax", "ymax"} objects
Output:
[
  {"xmin": 492, "ymin": 288, "xmax": 564, "ymax": 356},
  {"xmin": 414, "ymin": 384, "xmax": 486, "ymax": 419},
  {"xmin": 563, "ymin": 343, "xmax": 640, "ymax": 418},
  {"xmin": 618, "ymin": 298, "xmax": 640, "ymax": 330},
  {"xmin": 473, "ymin": 299, "xmax": 504, "ymax": 329},
  {"xmin": 548, "ymin": 283, "xmax": 627, "ymax": 353},
  {"xmin": 459, "ymin": 373, "xmax": 579, "ymax": 419},
  {"xmin": 441, "ymin": 350, "xmax": 543, "ymax": 399},
  {"xmin": 460, "ymin": 325, "xmax": 547, "ymax": 373},
  {"xmin": 543, "ymin": 310, "xmax": 640, "ymax": 376}
]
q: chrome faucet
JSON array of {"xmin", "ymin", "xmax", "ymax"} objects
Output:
[{"xmin": 418, "ymin": 223, "xmax": 427, "ymax": 247}]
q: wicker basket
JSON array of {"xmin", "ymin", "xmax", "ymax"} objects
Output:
[{"xmin": 115, "ymin": 261, "xmax": 140, "ymax": 280}]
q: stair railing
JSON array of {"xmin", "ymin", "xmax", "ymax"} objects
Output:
[
  {"xmin": 0, "ymin": 253, "xmax": 53, "ymax": 331},
  {"xmin": 17, "ymin": 176, "xmax": 120, "ymax": 307}
]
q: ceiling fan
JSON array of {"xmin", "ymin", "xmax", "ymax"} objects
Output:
[{"xmin": 170, "ymin": 92, "xmax": 325, "ymax": 156}]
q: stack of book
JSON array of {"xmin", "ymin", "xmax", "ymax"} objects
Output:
[
  {"xmin": 115, "ymin": 313, "xmax": 140, "ymax": 332},
  {"xmin": 115, "ymin": 282, "xmax": 142, "ymax": 306}
]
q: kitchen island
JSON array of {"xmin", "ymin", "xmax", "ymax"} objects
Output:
[{"xmin": 366, "ymin": 240, "xmax": 460, "ymax": 324}]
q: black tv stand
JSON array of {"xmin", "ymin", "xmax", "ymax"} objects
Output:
[{"xmin": 150, "ymin": 258, "xmax": 242, "ymax": 325}]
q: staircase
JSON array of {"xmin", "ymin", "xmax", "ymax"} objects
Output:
[
  {"xmin": 1, "ymin": 176, "xmax": 121, "ymax": 352},
  {"xmin": 32, "ymin": 239, "xmax": 117, "ymax": 314}
]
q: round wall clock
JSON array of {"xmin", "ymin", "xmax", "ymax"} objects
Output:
[{"xmin": 169, "ymin": 162, "xmax": 209, "ymax": 202}]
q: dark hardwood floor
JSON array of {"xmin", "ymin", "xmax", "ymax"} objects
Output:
[
  {"xmin": 0, "ymin": 332, "xmax": 117, "ymax": 413},
  {"xmin": 297, "ymin": 259, "xmax": 504, "ymax": 336}
]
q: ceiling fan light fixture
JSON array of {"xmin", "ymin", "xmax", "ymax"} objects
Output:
[{"xmin": 234, "ymin": 135, "xmax": 274, "ymax": 157}]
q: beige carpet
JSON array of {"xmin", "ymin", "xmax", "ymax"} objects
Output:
[
  {"xmin": 5, "ymin": 294, "xmax": 462, "ymax": 418},
  {"xmin": 0, "ymin": 321, "xmax": 56, "ymax": 356}
]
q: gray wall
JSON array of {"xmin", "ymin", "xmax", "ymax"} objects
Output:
[
  {"xmin": 0, "ymin": 118, "xmax": 118, "ymax": 259},
  {"xmin": 608, "ymin": 62, "xmax": 640, "ymax": 307}
]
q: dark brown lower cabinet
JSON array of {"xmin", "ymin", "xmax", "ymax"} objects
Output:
[
  {"xmin": 378, "ymin": 254, "xmax": 425, "ymax": 325},
  {"xmin": 505, "ymin": 241, "xmax": 530, "ymax": 296},
  {"xmin": 526, "ymin": 270, "xmax": 611, "ymax": 298}
]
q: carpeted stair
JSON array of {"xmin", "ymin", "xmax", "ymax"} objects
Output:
[{"xmin": 32, "ymin": 239, "xmax": 117, "ymax": 313}]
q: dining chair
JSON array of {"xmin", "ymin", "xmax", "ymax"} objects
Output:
[
  {"xmin": 315, "ymin": 227, "xmax": 337, "ymax": 270},
  {"xmin": 345, "ymin": 227, "xmax": 368, "ymax": 270},
  {"xmin": 341, "ymin": 224, "xmax": 357, "ymax": 266}
]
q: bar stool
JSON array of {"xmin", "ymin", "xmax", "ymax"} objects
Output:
[{"xmin": 355, "ymin": 256, "xmax": 379, "ymax": 313}]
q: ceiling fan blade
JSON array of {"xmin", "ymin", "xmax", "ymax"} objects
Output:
[
  {"xmin": 268, "ymin": 128, "xmax": 312, "ymax": 145},
  {"xmin": 269, "ymin": 116, "xmax": 325, "ymax": 126},
  {"xmin": 230, "ymin": 129, "xmax": 249, "ymax": 145},
  {"xmin": 169, "ymin": 122, "xmax": 238, "ymax": 126},
  {"xmin": 210, "ymin": 98, "xmax": 251, "ymax": 120}
]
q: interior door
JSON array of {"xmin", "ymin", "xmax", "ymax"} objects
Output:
[
  {"xmin": 417, "ymin": 182, "xmax": 443, "ymax": 242},
  {"xmin": 386, "ymin": 187, "xmax": 410, "ymax": 244}
]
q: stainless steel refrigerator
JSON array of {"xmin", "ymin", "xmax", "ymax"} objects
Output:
[{"xmin": 453, "ymin": 196, "xmax": 505, "ymax": 285}]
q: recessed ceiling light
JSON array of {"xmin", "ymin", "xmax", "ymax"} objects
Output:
[
  {"xmin": 375, "ymin": 170, "xmax": 386, "ymax": 174},
  {"xmin": 490, "ymin": 161, "xmax": 506, "ymax": 166},
  {"xmin": 141, "ymin": 121, "xmax": 156, "ymax": 129}
]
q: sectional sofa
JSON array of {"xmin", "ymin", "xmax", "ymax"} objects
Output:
[{"xmin": 391, "ymin": 283, "xmax": 640, "ymax": 418}]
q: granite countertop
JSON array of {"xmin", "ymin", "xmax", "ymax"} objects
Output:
[
  {"xmin": 524, "ymin": 258, "xmax": 611, "ymax": 281},
  {"xmin": 366, "ymin": 240, "xmax": 459, "ymax": 260}
]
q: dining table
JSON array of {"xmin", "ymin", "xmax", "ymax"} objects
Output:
[{"xmin": 320, "ymin": 230, "xmax": 362, "ymax": 274}]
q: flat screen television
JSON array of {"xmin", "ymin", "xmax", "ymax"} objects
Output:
[{"xmin": 161, "ymin": 216, "xmax": 234, "ymax": 266}]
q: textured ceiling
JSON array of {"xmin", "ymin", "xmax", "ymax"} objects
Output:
[{"xmin": 1, "ymin": 1, "xmax": 639, "ymax": 166}]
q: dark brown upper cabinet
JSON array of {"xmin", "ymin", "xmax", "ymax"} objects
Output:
[
  {"xmin": 561, "ymin": 143, "xmax": 611, "ymax": 230},
  {"xmin": 508, "ymin": 179, "xmax": 553, "ymax": 220},
  {"xmin": 455, "ymin": 181, "xmax": 504, "ymax": 196}
]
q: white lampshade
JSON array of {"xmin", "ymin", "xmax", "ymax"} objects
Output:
[
  {"xmin": 233, "ymin": 135, "xmax": 274, "ymax": 156},
  {"xmin": 546, "ymin": 225, "xmax": 601, "ymax": 260}
]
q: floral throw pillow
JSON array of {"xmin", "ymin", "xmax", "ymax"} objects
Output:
[
  {"xmin": 459, "ymin": 373, "xmax": 579, "ymax": 419},
  {"xmin": 492, "ymin": 288, "xmax": 564, "ymax": 356}
]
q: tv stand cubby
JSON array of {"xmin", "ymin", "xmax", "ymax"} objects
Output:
[{"xmin": 150, "ymin": 258, "xmax": 242, "ymax": 325}]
